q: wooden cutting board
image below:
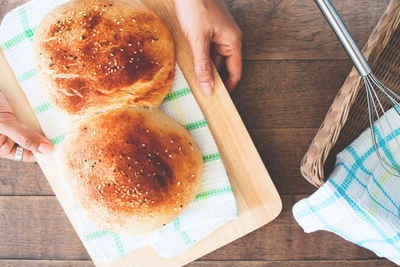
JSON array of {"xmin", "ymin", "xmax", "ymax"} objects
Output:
[{"xmin": 0, "ymin": 0, "xmax": 282, "ymax": 266}]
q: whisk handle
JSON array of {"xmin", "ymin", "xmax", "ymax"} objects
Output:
[{"xmin": 315, "ymin": 0, "xmax": 371, "ymax": 77}]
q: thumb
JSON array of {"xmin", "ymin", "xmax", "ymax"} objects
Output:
[
  {"xmin": 189, "ymin": 35, "xmax": 214, "ymax": 96},
  {"xmin": 1, "ymin": 120, "xmax": 53, "ymax": 154}
]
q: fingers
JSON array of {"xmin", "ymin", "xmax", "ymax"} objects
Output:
[
  {"xmin": 188, "ymin": 35, "xmax": 214, "ymax": 96},
  {"xmin": 214, "ymin": 33, "xmax": 243, "ymax": 93},
  {"xmin": 0, "ymin": 120, "xmax": 53, "ymax": 155},
  {"xmin": 8, "ymin": 143, "xmax": 36, "ymax": 162},
  {"xmin": 0, "ymin": 135, "xmax": 14, "ymax": 158},
  {"xmin": 0, "ymin": 135, "xmax": 36, "ymax": 162},
  {"xmin": 224, "ymin": 45, "xmax": 242, "ymax": 93}
]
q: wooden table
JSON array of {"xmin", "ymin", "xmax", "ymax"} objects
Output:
[{"xmin": 0, "ymin": 0, "xmax": 397, "ymax": 266}]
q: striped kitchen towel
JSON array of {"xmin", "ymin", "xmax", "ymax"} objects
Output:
[
  {"xmin": 293, "ymin": 107, "xmax": 400, "ymax": 265},
  {"xmin": 0, "ymin": 0, "xmax": 238, "ymax": 262}
]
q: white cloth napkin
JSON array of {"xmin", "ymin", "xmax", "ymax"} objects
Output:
[
  {"xmin": 293, "ymin": 108, "xmax": 400, "ymax": 265},
  {"xmin": 0, "ymin": 0, "xmax": 238, "ymax": 262}
]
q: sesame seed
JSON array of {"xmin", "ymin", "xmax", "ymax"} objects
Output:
[
  {"xmin": 132, "ymin": 19, "xmax": 136, "ymax": 22},
  {"xmin": 134, "ymin": 161, "xmax": 138, "ymax": 164},
  {"xmin": 165, "ymin": 149, "xmax": 168, "ymax": 153},
  {"xmin": 142, "ymin": 144, "xmax": 146, "ymax": 147},
  {"xmin": 178, "ymin": 147, "xmax": 182, "ymax": 150},
  {"xmin": 128, "ymin": 43, "xmax": 132, "ymax": 46},
  {"xmin": 120, "ymin": 28, "xmax": 124, "ymax": 31},
  {"xmin": 170, "ymin": 140, "xmax": 174, "ymax": 143},
  {"xmin": 190, "ymin": 147, "xmax": 194, "ymax": 150},
  {"xmin": 139, "ymin": 49, "xmax": 143, "ymax": 52},
  {"xmin": 168, "ymin": 155, "xmax": 172, "ymax": 158},
  {"xmin": 127, "ymin": 156, "xmax": 131, "ymax": 160},
  {"xmin": 177, "ymin": 181, "xmax": 181, "ymax": 185},
  {"xmin": 192, "ymin": 174, "xmax": 196, "ymax": 177},
  {"xmin": 156, "ymin": 162, "xmax": 160, "ymax": 165}
]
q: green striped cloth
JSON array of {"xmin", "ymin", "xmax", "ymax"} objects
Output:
[{"xmin": 0, "ymin": 0, "xmax": 238, "ymax": 261}]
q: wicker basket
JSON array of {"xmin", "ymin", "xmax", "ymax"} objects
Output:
[{"xmin": 300, "ymin": 0, "xmax": 400, "ymax": 187}]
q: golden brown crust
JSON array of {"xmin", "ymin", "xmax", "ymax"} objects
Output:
[
  {"xmin": 61, "ymin": 108, "xmax": 203, "ymax": 235},
  {"xmin": 33, "ymin": 0, "xmax": 175, "ymax": 116}
]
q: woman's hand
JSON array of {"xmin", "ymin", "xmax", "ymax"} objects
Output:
[
  {"xmin": 0, "ymin": 92, "xmax": 53, "ymax": 162},
  {"xmin": 174, "ymin": 0, "xmax": 243, "ymax": 95}
]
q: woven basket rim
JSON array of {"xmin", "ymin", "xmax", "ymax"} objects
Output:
[{"xmin": 300, "ymin": 0, "xmax": 400, "ymax": 187}]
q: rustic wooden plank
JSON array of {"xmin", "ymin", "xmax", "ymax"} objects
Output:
[
  {"xmin": 0, "ymin": 0, "xmax": 390, "ymax": 61},
  {"xmin": 226, "ymin": 0, "xmax": 390, "ymax": 60},
  {"xmin": 0, "ymin": 128, "xmax": 319, "ymax": 196},
  {"xmin": 233, "ymin": 59, "xmax": 354, "ymax": 129},
  {"xmin": 0, "ymin": 127, "xmax": 328, "ymax": 196},
  {"xmin": 190, "ymin": 260, "xmax": 397, "ymax": 267},
  {"xmin": 0, "ymin": 195, "xmax": 389, "ymax": 262},
  {"xmin": 0, "ymin": 260, "xmax": 94, "ymax": 267},
  {"xmin": 249, "ymin": 128, "xmax": 318, "ymax": 194},
  {"xmin": 0, "ymin": 0, "xmax": 29, "ymax": 23},
  {"xmin": 0, "ymin": 196, "xmax": 89, "ymax": 260},
  {"xmin": 0, "ymin": 259, "xmax": 395, "ymax": 267},
  {"xmin": 0, "ymin": 59, "xmax": 356, "ymax": 196},
  {"xmin": 0, "ymin": 160, "xmax": 51, "ymax": 195}
]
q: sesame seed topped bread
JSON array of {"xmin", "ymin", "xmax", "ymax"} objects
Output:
[
  {"xmin": 61, "ymin": 108, "xmax": 203, "ymax": 235},
  {"xmin": 33, "ymin": 0, "xmax": 175, "ymax": 116}
]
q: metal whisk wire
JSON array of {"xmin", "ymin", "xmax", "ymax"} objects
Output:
[
  {"xmin": 365, "ymin": 74, "xmax": 400, "ymax": 175},
  {"xmin": 316, "ymin": 0, "xmax": 400, "ymax": 176}
]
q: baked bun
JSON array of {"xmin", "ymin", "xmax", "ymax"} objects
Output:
[
  {"xmin": 33, "ymin": 0, "xmax": 175, "ymax": 116},
  {"xmin": 61, "ymin": 108, "xmax": 202, "ymax": 235}
]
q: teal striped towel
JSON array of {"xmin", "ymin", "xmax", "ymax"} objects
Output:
[
  {"xmin": 0, "ymin": 0, "xmax": 238, "ymax": 262},
  {"xmin": 293, "ymin": 108, "xmax": 400, "ymax": 265}
]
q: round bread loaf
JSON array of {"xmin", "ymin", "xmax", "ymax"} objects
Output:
[
  {"xmin": 61, "ymin": 108, "xmax": 202, "ymax": 235},
  {"xmin": 33, "ymin": 0, "xmax": 175, "ymax": 116}
]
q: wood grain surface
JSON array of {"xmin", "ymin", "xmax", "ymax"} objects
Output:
[{"xmin": 0, "ymin": 0, "xmax": 396, "ymax": 266}]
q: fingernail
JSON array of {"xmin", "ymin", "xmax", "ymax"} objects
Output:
[
  {"xmin": 38, "ymin": 142, "xmax": 53, "ymax": 154},
  {"xmin": 199, "ymin": 82, "xmax": 213, "ymax": 97}
]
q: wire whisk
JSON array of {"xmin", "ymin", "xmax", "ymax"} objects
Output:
[{"xmin": 316, "ymin": 0, "xmax": 400, "ymax": 175}]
